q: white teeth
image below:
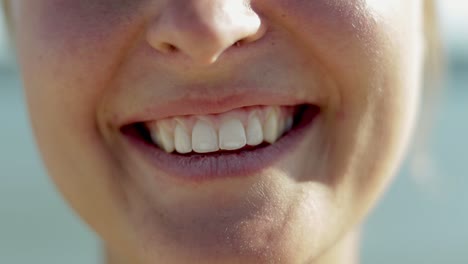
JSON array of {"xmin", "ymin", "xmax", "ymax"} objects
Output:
[
  {"xmin": 174, "ymin": 123, "xmax": 192, "ymax": 154},
  {"xmin": 147, "ymin": 106, "xmax": 296, "ymax": 154},
  {"xmin": 192, "ymin": 120, "xmax": 219, "ymax": 153},
  {"xmin": 246, "ymin": 114, "xmax": 263, "ymax": 146},
  {"xmin": 219, "ymin": 118, "xmax": 247, "ymax": 150},
  {"xmin": 263, "ymin": 108, "xmax": 280, "ymax": 144},
  {"xmin": 152, "ymin": 124, "xmax": 175, "ymax": 153}
]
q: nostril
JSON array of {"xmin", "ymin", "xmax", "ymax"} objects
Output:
[
  {"xmin": 233, "ymin": 40, "xmax": 244, "ymax": 47},
  {"xmin": 232, "ymin": 24, "xmax": 267, "ymax": 49},
  {"xmin": 160, "ymin": 43, "xmax": 179, "ymax": 53}
]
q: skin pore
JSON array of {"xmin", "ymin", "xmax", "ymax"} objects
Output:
[{"xmin": 6, "ymin": 0, "xmax": 432, "ymax": 263}]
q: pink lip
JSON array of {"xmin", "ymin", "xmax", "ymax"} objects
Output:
[
  {"xmin": 118, "ymin": 89, "xmax": 316, "ymax": 125},
  {"xmin": 121, "ymin": 105, "xmax": 319, "ymax": 183}
]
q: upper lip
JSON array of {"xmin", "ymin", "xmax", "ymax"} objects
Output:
[{"xmin": 118, "ymin": 86, "xmax": 320, "ymax": 127}]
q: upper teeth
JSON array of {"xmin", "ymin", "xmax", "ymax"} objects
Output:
[{"xmin": 147, "ymin": 106, "xmax": 294, "ymax": 154}]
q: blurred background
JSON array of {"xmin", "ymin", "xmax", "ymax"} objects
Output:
[{"xmin": 1, "ymin": 2, "xmax": 466, "ymax": 264}]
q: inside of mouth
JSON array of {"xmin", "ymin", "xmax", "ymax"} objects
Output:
[{"xmin": 122, "ymin": 104, "xmax": 319, "ymax": 155}]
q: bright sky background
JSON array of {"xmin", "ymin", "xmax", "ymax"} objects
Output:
[
  {"xmin": 437, "ymin": 0, "xmax": 468, "ymax": 48},
  {"xmin": 0, "ymin": 1, "xmax": 467, "ymax": 62}
]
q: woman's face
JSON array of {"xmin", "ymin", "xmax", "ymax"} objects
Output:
[{"xmin": 11, "ymin": 0, "xmax": 424, "ymax": 263}]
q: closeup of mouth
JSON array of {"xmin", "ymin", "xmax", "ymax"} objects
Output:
[{"xmin": 121, "ymin": 104, "xmax": 319, "ymax": 182}]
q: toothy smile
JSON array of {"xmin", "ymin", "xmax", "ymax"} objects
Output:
[
  {"xmin": 123, "ymin": 104, "xmax": 315, "ymax": 156},
  {"xmin": 145, "ymin": 106, "xmax": 296, "ymax": 154},
  {"xmin": 120, "ymin": 103, "xmax": 318, "ymax": 181}
]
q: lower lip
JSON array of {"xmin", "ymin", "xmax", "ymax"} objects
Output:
[{"xmin": 121, "ymin": 106, "xmax": 319, "ymax": 183}]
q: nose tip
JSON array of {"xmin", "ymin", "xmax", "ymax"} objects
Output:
[{"xmin": 146, "ymin": 1, "xmax": 265, "ymax": 64}]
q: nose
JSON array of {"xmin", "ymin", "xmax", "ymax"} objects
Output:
[{"xmin": 146, "ymin": 0, "xmax": 265, "ymax": 64}]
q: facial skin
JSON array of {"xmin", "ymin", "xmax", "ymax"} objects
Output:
[{"xmin": 10, "ymin": 0, "xmax": 424, "ymax": 263}]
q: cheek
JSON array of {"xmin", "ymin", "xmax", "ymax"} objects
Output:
[
  {"xmin": 273, "ymin": 0, "xmax": 422, "ymax": 125},
  {"xmin": 13, "ymin": 0, "xmax": 144, "ymax": 120},
  {"xmin": 267, "ymin": 0, "xmax": 386, "ymax": 98},
  {"xmin": 21, "ymin": 0, "xmax": 141, "ymax": 37},
  {"xmin": 365, "ymin": 0, "xmax": 423, "ymax": 25},
  {"xmin": 12, "ymin": 0, "xmax": 144, "ymax": 209},
  {"xmin": 11, "ymin": 1, "xmax": 148, "ymax": 243},
  {"xmin": 272, "ymin": 0, "xmax": 423, "ymax": 206}
]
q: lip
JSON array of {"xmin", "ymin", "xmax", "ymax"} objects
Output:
[
  {"xmin": 120, "ymin": 105, "xmax": 319, "ymax": 183},
  {"xmin": 118, "ymin": 89, "xmax": 317, "ymax": 125}
]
